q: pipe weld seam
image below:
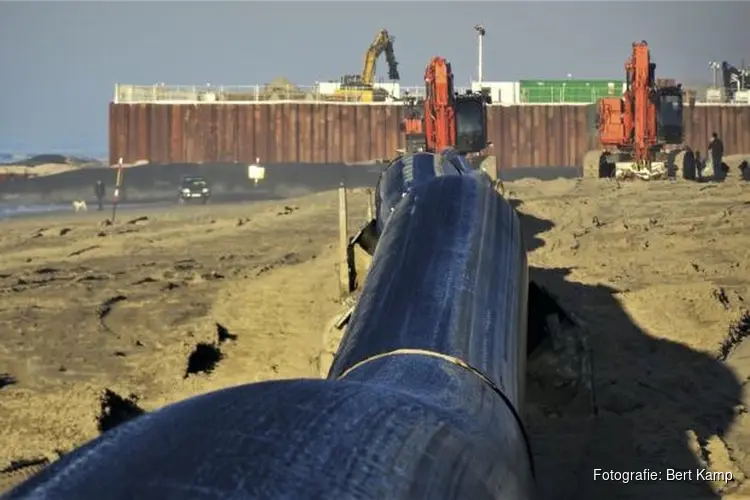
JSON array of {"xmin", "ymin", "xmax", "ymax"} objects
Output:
[{"xmin": 336, "ymin": 347, "xmax": 535, "ymax": 477}]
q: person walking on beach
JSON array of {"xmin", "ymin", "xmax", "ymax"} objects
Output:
[{"xmin": 94, "ymin": 180, "xmax": 106, "ymax": 211}]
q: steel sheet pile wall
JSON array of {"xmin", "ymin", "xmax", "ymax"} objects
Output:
[
  {"xmin": 683, "ymin": 106, "xmax": 750, "ymax": 154},
  {"xmin": 109, "ymin": 103, "xmax": 403, "ymax": 166},
  {"xmin": 486, "ymin": 105, "xmax": 594, "ymax": 167},
  {"xmin": 110, "ymin": 103, "xmax": 750, "ymax": 168}
]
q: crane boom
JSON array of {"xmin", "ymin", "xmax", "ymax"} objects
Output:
[{"xmin": 361, "ymin": 29, "xmax": 399, "ymax": 85}]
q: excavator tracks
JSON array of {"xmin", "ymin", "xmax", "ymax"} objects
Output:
[{"xmin": 582, "ymin": 149, "xmax": 697, "ymax": 181}]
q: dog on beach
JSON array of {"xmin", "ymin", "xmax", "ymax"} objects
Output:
[{"xmin": 72, "ymin": 200, "xmax": 88, "ymax": 212}]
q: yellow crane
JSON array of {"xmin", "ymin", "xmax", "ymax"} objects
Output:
[{"xmin": 334, "ymin": 29, "xmax": 400, "ymax": 103}]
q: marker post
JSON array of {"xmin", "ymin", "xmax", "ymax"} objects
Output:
[{"xmin": 111, "ymin": 157, "xmax": 124, "ymax": 223}]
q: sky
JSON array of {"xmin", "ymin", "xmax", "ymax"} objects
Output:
[{"xmin": 0, "ymin": 1, "xmax": 748, "ymax": 155}]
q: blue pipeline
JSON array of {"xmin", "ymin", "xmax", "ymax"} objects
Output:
[{"xmin": 3, "ymin": 152, "xmax": 535, "ymax": 500}]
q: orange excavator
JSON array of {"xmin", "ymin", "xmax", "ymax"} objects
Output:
[
  {"xmin": 345, "ymin": 57, "xmax": 493, "ymax": 293},
  {"xmin": 583, "ymin": 41, "xmax": 695, "ymax": 180},
  {"xmin": 399, "ymin": 56, "xmax": 491, "ymax": 155}
]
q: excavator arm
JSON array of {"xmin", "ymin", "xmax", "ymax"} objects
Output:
[
  {"xmin": 336, "ymin": 29, "xmax": 400, "ymax": 103},
  {"xmin": 383, "ymin": 39, "xmax": 399, "ymax": 81},
  {"xmin": 599, "ymin": 41, "xmax": 657, "ymax": 167},
  {"xmin": 361, "ymin": 29, "xmax": 400, "ymax": 85},
  {"xmin": 627, "ymin": 41, "xmax": 657, "ymax": 166},
  {"xmin": 424, "ymin": 57, "xmax": 456, "ymax": 152},
  {"xmin": 421, "ymin": 56, "xmax": 490, "ymax": 155}
]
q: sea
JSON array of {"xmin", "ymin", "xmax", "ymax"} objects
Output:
[{"xmin": 0, "ymin": 202, "xmax": 72, "ymax": 220}]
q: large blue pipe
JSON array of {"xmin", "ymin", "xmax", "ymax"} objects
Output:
[
  {"xmin": 337, "ymin": 150, "xmax": 529, "ymax": 412},
  {"xmin": 3, "ymin": 152, "xmax": 534, "ymax": 500}
]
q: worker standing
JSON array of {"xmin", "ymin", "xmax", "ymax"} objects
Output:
[
  {"xmin": 708, "ymin": 133, "xmax": 725, "ymax": 181},
  {"xmin": 694, "ymin": 150, "xmax": 705, "ymax": 181},
  {"xmin": 94, "ymin": 180, "xmax": 106, "ymax": 211}
]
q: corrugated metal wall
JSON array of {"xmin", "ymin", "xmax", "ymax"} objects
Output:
[
  {"xmin": 486, "ymin": 105, "xmax": 594, "ymax": 167},
  {"xmin": 110, "ymin": 103, "xmax": 402, "ymax": 166},
  {"xmin": 109, "ymin": 103, "xmax": 750, "ymax": 168}
]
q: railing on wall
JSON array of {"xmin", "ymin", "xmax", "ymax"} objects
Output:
[
  {"xmin": 113, "ymin": 84, "xmax": 439, "ymax": 104},
  {"xmin": 114, "ymin": 83, "xmax": 750, "ymax": 106},
  {"xmin": 519, "ymin": 86, "xmax": 620, "ymax": 104}
]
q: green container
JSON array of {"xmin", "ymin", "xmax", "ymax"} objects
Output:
[{"xmin": 519, "ymin": 79, "xmax": 624, "ymax": 104}]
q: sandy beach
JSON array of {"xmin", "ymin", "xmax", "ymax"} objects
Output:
[{"xmin": 1, "ymin": 175, "xmax": 750, "ymax": 499}]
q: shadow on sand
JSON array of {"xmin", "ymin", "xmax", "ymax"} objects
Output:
[{"xmin": 514, "ymin": 198, "xmax": 743, "ymax": 499}]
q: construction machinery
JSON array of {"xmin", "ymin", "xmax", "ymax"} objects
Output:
[
  {"xmin": 332, "ymin": 29, "xmax": 400, "ymax": 103},
  {"xmin": 398, "ymin": 93, "xmax": 426, "ymax": 152},
  {"xmin": 398, "ymin": 56, "xmax": 491, "ymax": 155},
  {"xmin": 583, "ymin": 41, "xmax": 695, "ymax": 181},
  {"xmin": 718, "ymin": 61, "xmax": 750, "ymax": 103},
  {"xmin": 342, "ymin": 56, "xmax": 493, "ymax": 294}
]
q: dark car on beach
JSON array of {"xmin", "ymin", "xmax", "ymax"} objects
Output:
[{"xmin": 178, "ymin": 176, "xmax": 211, "ymax": 204}]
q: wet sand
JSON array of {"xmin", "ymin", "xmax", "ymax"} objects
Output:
[{"xmin": 1, "ymin": 175, "xmax": 750, "ymax": 499}]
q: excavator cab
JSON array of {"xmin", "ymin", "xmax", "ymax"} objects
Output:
[
  {"xmin": 656, "ymin": 86, "xmax": 684, "ymax": 145},
  {"xmin": 399, "ymin": 95, "xmax": 427, "ymax": 153},
  {"xmin": 454, "ymin": 91, "xmax": 491, "ymax": 154}
]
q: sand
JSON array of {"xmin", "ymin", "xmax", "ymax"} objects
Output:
[
  {"xmin": 1, "ymin": 175, "xmax": 749, "ymax": 499},
  {"xmin": 0, "ymin": 160, "xmax": 146, "ymax": 179},
  {"xmin": 0, "ymin": 164, "xmax": 83, "ymax": 177},
  {"xmin": 505, "ymin": 176, "xmax": 750, "ymax": 499}
]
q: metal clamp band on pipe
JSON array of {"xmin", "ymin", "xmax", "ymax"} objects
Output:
[
  {"xmin": 3, "ymin": 152, "xmax": 535, "ymax": 500},
  {"xmin": 332, "ymin": 152, "xmax": 533, "ymax": 486},
  {"xmin": 336, "ymin": 151, "xmax": 529, "ymax": 411}
]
